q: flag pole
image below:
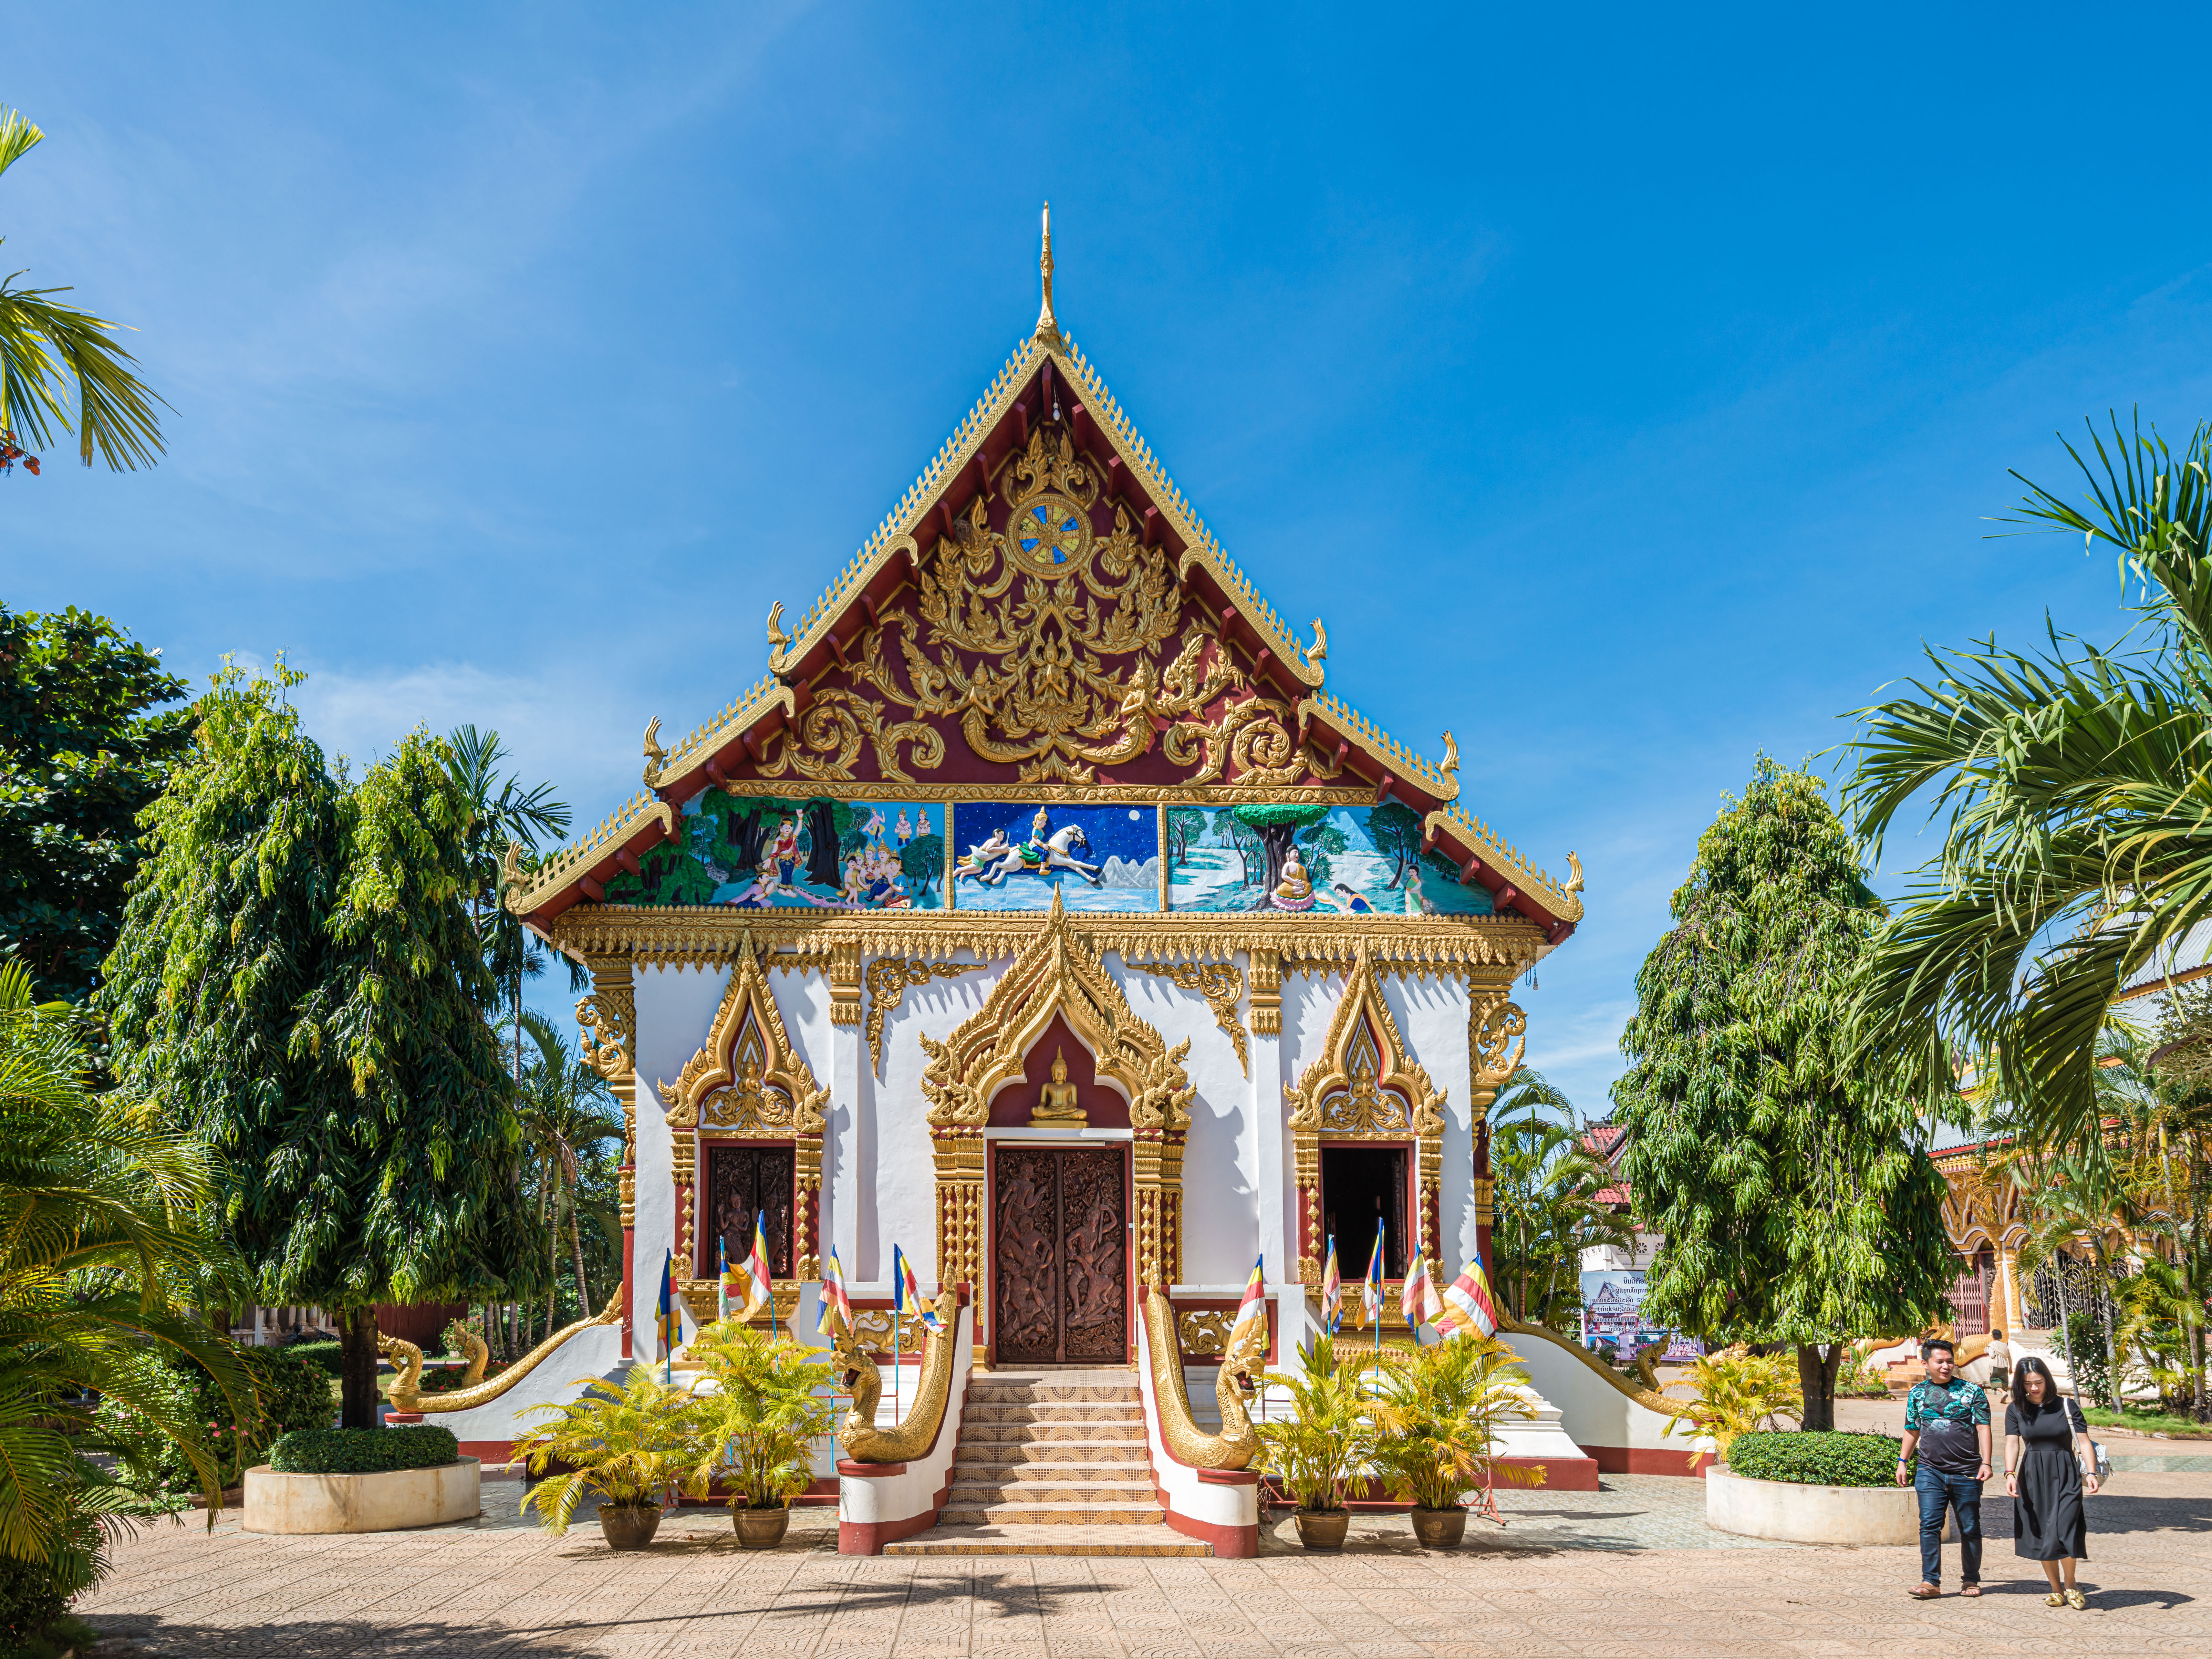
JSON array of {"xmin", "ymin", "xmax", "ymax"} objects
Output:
[
  {"xmin": 718, "ymin": 1236, "xmax": 728, "ymax": 1327},
  {"xmin": 1376, "ymin": 1222, "xmax": 1385, "ymax": 1366}
]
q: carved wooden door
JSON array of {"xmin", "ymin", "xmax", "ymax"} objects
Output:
[
  {"xmin": 704, "ymin": 1144, "xmax": 794, "ymax": 1281},
  {"xmin": 993, "ymin": 1145, "xmax": 1127, "ymax": 1365}
]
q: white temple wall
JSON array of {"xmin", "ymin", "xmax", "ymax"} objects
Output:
[
  {"xmin": 632, "ymin": 963, "xmax": 730, "ymax": 1360},
  {"xmin": 627, "ymin": 945, "xmax": 1479, "ymax": 1362}
]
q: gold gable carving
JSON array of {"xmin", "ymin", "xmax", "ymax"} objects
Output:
[
  {"xmin": 657, "ymin": 933, "xmax": 827, "ymax": 1279},
  {"xmin": 1286, "ymin": 944, "xmax": 1447, "ymax": 1288},
  {"xmin": 919, "ymin": 890, "xmax": 1192, "ymax": 1315},
  {"xmin": 755, "ymin": 424, "xmax": 1336, "ymax": 790}
]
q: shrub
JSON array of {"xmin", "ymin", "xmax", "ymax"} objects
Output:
[
  {"xmin": 97, "ymin": 1347, "xmax": 334, "ymax": 1494},
  {"xmin": 281, "ymin": 1338, "xmax": 345, "ymax": 1378},
  {"xmin": 269, "ymin": 1425, "xmax": 460, "ymax": 1474},
  {"xmin": 1727, "ymin": 1430, "xmax": 1905, "ymax": 1487},
  {"xmin": 0, "ymin": 1551, "xmax": 66, "ymax": 1648}
]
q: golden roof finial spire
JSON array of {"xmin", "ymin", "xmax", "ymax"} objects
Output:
[{"xmin": 1035, "ymin": 201, "xmax": 1060, "ymax": 344}]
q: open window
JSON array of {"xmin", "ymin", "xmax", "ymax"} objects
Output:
[{"xmin": 1320, "ymin": 1144, "xmax": 1408, "ymax": 1278}]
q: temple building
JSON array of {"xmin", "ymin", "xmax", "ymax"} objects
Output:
[{"xmin": 390, "ymin": 222, "xmax": 1703, "ymax": 1555}]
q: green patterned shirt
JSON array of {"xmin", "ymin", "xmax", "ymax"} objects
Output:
[{"xmin": 1905, "ymin": 1376, "xmax": 1989, "ymax": 1476}]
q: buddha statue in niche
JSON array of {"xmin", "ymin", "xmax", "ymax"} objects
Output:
[
  {"xmin": 1272, "ymin": 847, "xmax": 1317, "ymax": 911},
  {"xmin": 1030, "ymin": 1046, "xmax": 1087, "ymax": 1125}
]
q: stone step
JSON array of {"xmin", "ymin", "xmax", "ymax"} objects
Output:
[
  {"xmin": 958, "ymin": 1421, "xmax": 1145, "ymax": 1444},
  {"xmin": 883, "ymin": 1522, "xmax": 1208, "ymax": 1558},
  {"xmin": 956, "ymin": 1443, "xmax": 1149, "ymax": 1465},
  {"xmin": 958, "ymin": 1402, "xmax": 1144, "ymax": 1425},
  {"xmin": 947, "ymin": 1479, "xmax": 1158, "ymax": 1505},
  {"xmin": 965, "ymin": 1383, "xmax": 1140, "ymax": 1405},
  {"xmin": 938, "ymin": 1500, "xmax": 1165, "ymax": 1526}
]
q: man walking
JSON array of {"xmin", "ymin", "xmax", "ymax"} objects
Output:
[{"xmin": 1897, "ymin": 1337, "xmax": 1992, "ymax": 1598}]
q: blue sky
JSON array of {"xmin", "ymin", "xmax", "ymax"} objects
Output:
[{"xmin": 10, "ymin": 4, "xmax": 2212, "ymax": 1114}]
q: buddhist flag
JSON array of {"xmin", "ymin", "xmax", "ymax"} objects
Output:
[
  {"xmin": 1437, "ymin": 1251, "xmax": 1500, "ymax": 1340},
  {"xmin": 895, "ymin": 1245, "xmax": 942, "ymax": 1333},
  {"xmin": 718, "ymin": 1237, "xmax": 738, "ymax": 1322},
  {"xmin": 1225, "ymin": 1256, "xmax": 1267, "ymax": 1356},
  {"xmin": 655, "ymin": 1247, "xmax": 683, "ymax": 1356},
  {"xmin": 1360, "ymin": 1228, "xmax": 1386, "ymax": 1329},
  {"xmin": 735, "ymin": 1211, "xmax": 773, "ymax": 1319},
  {"xmin": 1401, "ymin": 1246, "xmax": 1443, "ymax": 1330},
  {"xmin": 1320, "ymin": 1236, "xmax": 1342, "ymax": 1336},
  {"xmin": 816, "ymin": 1245, "xmax": 852, "ymax": 1337}
]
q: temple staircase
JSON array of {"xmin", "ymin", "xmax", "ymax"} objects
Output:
[{"xmin": 881, "ymin": 1370, "xmax": 1211, "ymax": 1557}]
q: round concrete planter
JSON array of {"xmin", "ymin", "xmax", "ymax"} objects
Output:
[
  {"xmin": 243, "ymin": 1459, "xmax": 479, "ymax": 1535},
  {"xmin": 734, "ymin": 1507, "xmax": 791, "ymax": 1548},
  {"xmin": 1705, "ymin": 1467, "xmax": 1920, "ymax": 1545}
]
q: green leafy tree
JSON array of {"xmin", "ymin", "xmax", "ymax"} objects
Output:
[
  {"xmin": 1365, "ymin": 800, "xmax": 1424, "ymax": 890},
  {"xmin": 1612, "ymin": 757, "xmax": 1954, "ymax": 1430},
  {"xmin": 0, "ymin": 605, "xmax": 191, "ymax": 1001},
  {"xmin": 511, "ymin": 1010, "xmax": 622, "ymax": 1350},
  {"xmin": 0, "ymin": 108, "xmax": 168, "ymax": 469},
  {"xmin": 1488, "ymin": 1068, "xmax": 1635, "ymax": 1328},
  {"xmin": 0, "ymin": 962, "xmax": 251, "ymax": 1611},
  {"xmin": 1846, "ymin": 416, "xmax": 2212, "ymax": 1150},
  {"xmin": 100, "ymin": 665, "xmax": 539, "ymax": 1427}
]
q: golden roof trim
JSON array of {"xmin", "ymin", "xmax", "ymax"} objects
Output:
[{"xmin": 540, "ymin": 904, "xmax": 1545, "ymax": 976}]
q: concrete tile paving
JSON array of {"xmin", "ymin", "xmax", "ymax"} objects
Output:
[{"xmin": 74, "ymin": 1467, "xmax": 2212, "ymax": 1657}]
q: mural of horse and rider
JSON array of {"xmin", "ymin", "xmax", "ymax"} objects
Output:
[{"xmin": 951, "ymin": 801, "xmax": 1160, "ymax": 912}]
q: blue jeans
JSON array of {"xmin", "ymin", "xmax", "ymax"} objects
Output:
[{"xmin": 1916, "ymin": 1466, "xmax": 1983, "ymax": 1586}]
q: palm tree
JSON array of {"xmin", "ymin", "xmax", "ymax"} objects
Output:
[
  {"xmin": 2010, "ymin": 1149, "xmax": 2131, "ymax": 1412},
  {"xmin": 1845, "ymin": 415, "xmax": 2212, "ymax": 1153},
  {"xmin": 0, "ymin": 108, "xmax": 167, "ymax": 470},
  {"xmin": 512, "ymin": 1010, "xmax": 622, "ymax": 1346},
  {"xmin": 1488, "ymin": 1068, "xmax": 1636, "ymax": 1328},
  {"xmin": 0, "ymin": 962, "xmax": 250, "ymax": 1604}
]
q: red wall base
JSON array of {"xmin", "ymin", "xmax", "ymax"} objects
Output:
[
  {"xmin": 458, "ymin": 1441, "xmax": 512, "ymax": 1462},
  {"xmin": 1586, "ymin": 1445, "xmax": 1713, "ymax": 1478},
  {"xmin": 1493, "ymin": 1454, "xmax": 1599, "ymax": 1492}
]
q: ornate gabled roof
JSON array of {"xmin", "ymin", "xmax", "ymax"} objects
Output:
[{"xmin": 511, "ymin": 218, "xmax": 1585, "ymax": 940}]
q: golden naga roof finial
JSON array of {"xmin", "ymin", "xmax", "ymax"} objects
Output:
[
  {"xmin": 1440, "ymin": 729, "xmax": 1459, "ymax": 780},
  {"xmin": 766, "ymin": 600, "xmax": 793, "ymax": 675},
  {"xmin": 1566, "ymin": 851, "xmax": 1585, "ymax": 893},
  {"xmin": 642, "ymin": 716, "xmax": 669, "ymax": 787},
  {"xmin": 1035, "ymin": 201, "xmax": 1061, "ymax": 345}
]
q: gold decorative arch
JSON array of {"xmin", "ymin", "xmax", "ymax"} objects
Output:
[
  {"xmin": 919, "ymin": 890, "xmax": 1194, "ymax": 1313},
  {"xmin": 658, "ymin": 933, "xmax": 828, "ymax": 1317},
  {"xmin": 1285, "ymin": 944, "xmax": 1446, "ymax": 1286}
]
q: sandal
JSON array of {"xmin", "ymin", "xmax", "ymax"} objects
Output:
[
  {"xmin": 1908, "ymin": 1584, "xmax": 1940, "ymax": 1599},
  {"xmin": 2044, "ymin": 1592, "xmax": 2067, "ymax": 1607},
  {"xmin": 1959, "ymin": 1585, "xmax": 1981, "ymax": 1598},
  {"xmin": 2066, "ymin": 1589, "xmax": 2087, "ymax": 1610}
]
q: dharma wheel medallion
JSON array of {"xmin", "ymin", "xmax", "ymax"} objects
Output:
[{"xmin": 1009, "ymin": 491, "xmax": 1092, "ymax": 574}]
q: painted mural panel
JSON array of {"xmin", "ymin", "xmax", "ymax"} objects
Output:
[
  {"xmin": 603, "ymin": 792, "xmax": 947, "ymax": 910},
  {"xmin": 950, "ymin": 800, "xmax": 1160, "ymax": 912},
  {"xmin": 1165, "ymin": 801, "xmax": 1496, "ymax": 916}
]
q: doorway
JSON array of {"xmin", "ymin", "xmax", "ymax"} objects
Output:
[
  {"xmin": 1321, "ymin": 1144, "xmax": 1408, "ymax": 1278},
  {"xmin": 702, "ymin": 1143, "xmax": 794, "ymax": 1281},
  {"xmin": 991, "ymin": 1144, "xmax": 1129, "ymax": 1366}
]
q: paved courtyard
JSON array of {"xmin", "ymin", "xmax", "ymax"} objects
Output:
[{"xmin": 75, "ymin": 1459, "xmax": 2212, "ymax": 1657}]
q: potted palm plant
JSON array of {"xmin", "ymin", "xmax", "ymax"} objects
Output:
[
  {"xmin": 687, "ymin": 1319, "xmax": 834, "ymax": 1547},
  {"xmin": 513, "ymin": 1367, "xmax": 705, "ymax": 1550},
  {"xmin": 1370, "ymin": 1336, "xmax": 1536, "ymax": 1548},
  {"xmin": 1253, "ymin": 1337, "xmax": 1375, "ymax": 1549}
]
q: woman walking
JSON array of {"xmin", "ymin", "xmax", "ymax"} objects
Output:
[{"xmin": 2005, "ymin": 1356, "xmax": 2100, "ymax": 1608}]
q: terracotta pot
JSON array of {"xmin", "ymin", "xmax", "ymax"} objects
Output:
[
  {"xmin": 1410, "ymin": 1506, "xmax": 1467, "ymax": 1549},
  {"xmin": 734, "ymin": 1506, "xmax": 790, "ymax": 1548},
  {"xmin": 597, "ymin": 1504, "xmax": 662, "ymax": 1551},
  {"xmin": 1293, "ymin": 1508, "xmax": 1350, "ymax": 1549}
]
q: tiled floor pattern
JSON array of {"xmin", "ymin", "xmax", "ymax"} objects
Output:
[{"xmin": 77, "ymin": 1468, "xmax": 2212, "ymax": 1656}]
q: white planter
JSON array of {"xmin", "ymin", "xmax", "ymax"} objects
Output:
[
  {"xmin": 243, "ymin": 1458, "xmax": 480, "ymax": 1534},
  {"xmin": 1705, "ymin": 1467, "xmax": 1923, "ymax": 1545}
]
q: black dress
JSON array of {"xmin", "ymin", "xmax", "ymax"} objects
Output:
[{"xmin": 2008, "ymin": 1396, "xmax": 2090, "ymax": 1561}]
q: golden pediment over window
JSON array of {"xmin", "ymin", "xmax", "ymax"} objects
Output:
[{"xmin": 659, "ymin": 933, "xmax": 827, "ymax": 1137}]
